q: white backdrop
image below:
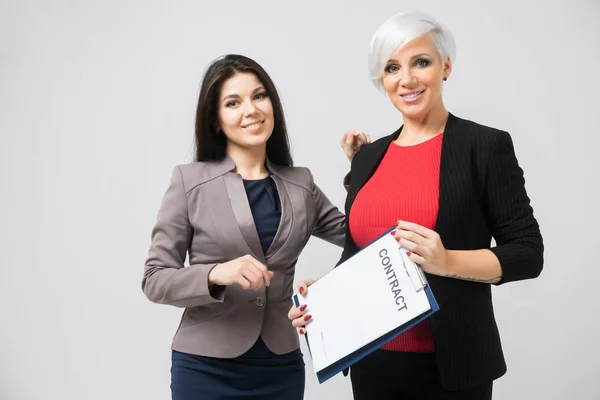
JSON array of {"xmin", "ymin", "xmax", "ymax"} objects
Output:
[{"xmin": 1, "ymin": 0, "xmax": 599, "ymax": 399}]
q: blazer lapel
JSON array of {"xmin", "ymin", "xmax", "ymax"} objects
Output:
[
  {"xmin": 433, "ymin": 113, "xmax": 459, "ymax": 234},
  {"xmin": 221, "ymin": 172, "xmax": 266, "ymax": 263},
  {"xmin": 264, "ymin": 174, "xmax": 291, "ymax": 259}
]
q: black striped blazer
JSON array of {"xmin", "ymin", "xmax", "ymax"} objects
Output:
[{"xmin": 340, "ymin": 113, "xmax": 543, "ymax": 390}]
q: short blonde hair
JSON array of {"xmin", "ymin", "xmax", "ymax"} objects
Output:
[{"xmin": 368, "ymin": 12, "xmax": 457, "ymax": 91}]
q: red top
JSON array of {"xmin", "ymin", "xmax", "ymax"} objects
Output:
[{"xmin": 348, "ymin": 133, "xmax": 443, "ymax": 352}]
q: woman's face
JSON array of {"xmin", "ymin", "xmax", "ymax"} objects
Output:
[
  {"xmin": 382, "ymin": 34, "xmax": 451, "ymax": 120},
  {"xmin": 217, "ymin": 72, "xmax": 275, "ymax": 152}
]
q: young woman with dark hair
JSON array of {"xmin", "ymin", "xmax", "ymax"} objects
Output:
[{"xmin": 142, "ymin": 54, "xmax": 369, "ymax": 399}]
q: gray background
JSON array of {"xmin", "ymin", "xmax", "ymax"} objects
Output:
[{"xmin": 1, "ymin": 0, "xmax": 599, "ymax": 399}]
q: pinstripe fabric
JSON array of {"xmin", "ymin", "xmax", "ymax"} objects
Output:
[{"xmin": 339, "ymin": 113, "xmax": 543, "ymax": 390}]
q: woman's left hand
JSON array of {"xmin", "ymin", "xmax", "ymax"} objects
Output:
[{"xmin": 392, "ymin": 220, "xmax": 451, "ymax": 276}]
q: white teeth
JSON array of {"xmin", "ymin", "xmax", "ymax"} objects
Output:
[
  {"xmin": 403, "ymin": 91, "xmax": 423, "ymax": 99},
  {"xmin": 245, "ymin": 122, "xmax": 261, "ymax": 128}
]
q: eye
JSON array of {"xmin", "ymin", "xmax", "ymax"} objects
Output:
[
  {"xmin": 225, "ymin": 100, "xmax": 239, "ymax": 107},
  {"xmin": 385, "ymin": 64, "xmax": 400, "ymax": 73},
  {"xmin": 415, "ymin": 59, "xmax": 430, "ymax": 68},
  {"xmin": 254, "ymin": 92, "xmax": 268, "ymax": 100}
]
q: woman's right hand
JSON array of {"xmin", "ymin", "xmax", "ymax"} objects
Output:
[
  {"xmin": 341, "ymin": 130, "xmax": 371, "ymax": 162},
  {"xmin": 288, "ymin": 280, "xmax": 316, "ymax": 335},
  {"xmin": 208, "ymin": 255, "xmax": 274, "ymax": 290}
]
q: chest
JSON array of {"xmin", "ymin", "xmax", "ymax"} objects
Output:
[{"xmin": 185, "ymin": 175, "xmax": 319, "ymax": 267}]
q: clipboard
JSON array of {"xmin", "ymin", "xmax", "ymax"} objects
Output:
[{"xmin": 293, "ymin": 227, "xmax": 439, "ymax": 384}]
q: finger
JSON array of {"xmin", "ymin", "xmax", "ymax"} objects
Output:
[
  {"xmin": 291, "ymin": 314, "xmax": 312, "ymax": 328},
  {"xmin": 365, "ymin": 133, "xmax": 372, "ymax": 143},
  {"xmin": 341, "ymin": 133, "xmax": 355, "ymax": 155},
  {"xmin": 297, "ymin": 280, "xmax": 315, "ymax": 295},
  {"xmin": 287, "ymin": 303, "xmax": 308, "ymax": 320},
  {"xmin": 397, "ymin": 238, "xmax": 421, "ymax": 255},
  {"xmin": 242, "ymin": 268, "xmax": 262, "ymax": 290},
  {"xmin": 235, "ymin": 275, "xmax": 252, "ymax": 290},
  {"xmin": 405, "ymin": 250, "xmax": 425, "ymax": 266},
  {"xmin": 344, "ymin": 131, "xmax": 354, "ymax": 145},
  {"xmin": 255, "ymin": 263, "xmax": 273, "ymax": 287},
  {"xmin": 247, "ymin": 257, "xmax": 272, "ymax": 287},
  {"xmin": 394, "ymin": 228, "xmax": 427, "ymax": 245},
  {"xmin": 396, "ymin": 220, "xmax": 435, "ymax": 238},
  {"xmin": 340, "ymin": 132, "xmax": 351, "ymax": 147},
  {"xmin": 395, "ymin": 232, "xmax": 431, "ymax": 259}
]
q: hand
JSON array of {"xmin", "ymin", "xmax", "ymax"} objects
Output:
[
  {"xmin": 340, "ymin": 130, "xmax": 371, "ymax": 162},
  {"xmin": 208, "ymin": 255, "xmax": 274, "ymax": 290},
  {"xmin": 392, "ymin": 220, "xmax": 451, "ymax": 277},
  {"xmin": 287, "ymin": 279, "xmax": 315, "ymax": 335}
]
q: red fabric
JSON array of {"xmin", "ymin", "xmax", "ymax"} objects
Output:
[{"xmin": 349, "ymin": 133, "xmax": 443, "ymax": 352}]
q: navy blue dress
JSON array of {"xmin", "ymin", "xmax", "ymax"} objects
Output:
[{"xmin": 171, "ymin": 176, "xmax": 305, "ymax": 400}]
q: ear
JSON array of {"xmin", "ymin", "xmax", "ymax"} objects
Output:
[{"xmin": 443, "ymin": 55, "xmax": 452, "ymax": 80}]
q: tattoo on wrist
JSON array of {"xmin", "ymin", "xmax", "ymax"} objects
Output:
[{"xmin": 445, "ymin": 274, "xmax": 502, "ymax": 283}]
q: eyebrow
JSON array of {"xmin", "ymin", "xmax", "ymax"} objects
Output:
[
  {"xmin": 386, "ymin": 53, "xmax": 433, "ymax": 63},
  {"xmin": 221, "ymin": 86, "xmax": 266, "ymax": 101}
]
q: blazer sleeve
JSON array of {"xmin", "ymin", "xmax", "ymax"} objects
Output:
[
  {"xmin": 307, "ymin": 168, "xmax": 346, "ymax": 247},
  {"xmin": 142, "ymin": 166, "xmax": 225, "ymax": 308},
  {"xmin": 485, "ymin": 131, "xmax": 544, "ymax": 284}
]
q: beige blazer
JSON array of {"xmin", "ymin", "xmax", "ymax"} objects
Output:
[{"xmin": 142, "ymin": 156, "xmax": 345, "ymax": 357}]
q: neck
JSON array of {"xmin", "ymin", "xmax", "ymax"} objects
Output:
[
  {"xmin": 398, "ymin": 102, "xmax": 449, "ymax": 145},
  {"xmin": 226, "ymin": 143, "xmax": 269, "ymax": 179}
]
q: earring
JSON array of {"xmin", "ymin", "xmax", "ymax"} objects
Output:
[{"xmin": 443, "ymin": 77, "xmax": 447, "ymax": 81}]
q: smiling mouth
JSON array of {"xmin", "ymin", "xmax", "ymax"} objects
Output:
[
  {"xmin": 401, "ymin": 90, "xmax": 425, "ymax": 100},
  {"xmin": 242, "ymin": 121, "xmax": 264, "ymax": 129}
]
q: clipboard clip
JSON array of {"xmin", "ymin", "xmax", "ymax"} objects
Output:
[{"xmin": 398, "ymin": 245, "xmax": 427, "ymax": 292}]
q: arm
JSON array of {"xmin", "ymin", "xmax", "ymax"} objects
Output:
[
  {"xmin": 395, "ymin": 131, "xmax": 543, "ymax": 284},
  {"xmin": 483, "ymin": 130, "xmax": 544, "ymax": 284},
  {"xmin": 142, "ymin": 166, "xmax": 225, "ymax": 308},
  {"xmin": 395, "ymin": 221, "xmax": 503, "ymax": 283},
  {"xmin": 444, "ymin": 250, "xmax": 502, "ymax": 283},
  {"xmin": 307, "ymin": 169, "xmax": 346, "ymax": 247}
]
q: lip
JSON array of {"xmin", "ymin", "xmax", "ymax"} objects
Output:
[
  {"xmin": 242, "ymin": 120, "xmax": 264, "ymax": 129},
  {"xmin": 400, "ymin": 90, "xmax": 425, "ymax": 102}
]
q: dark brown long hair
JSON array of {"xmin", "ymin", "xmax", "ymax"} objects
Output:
[{"xmin": 194, "ymin": 54, "xmax": 293, "ymax": 166}]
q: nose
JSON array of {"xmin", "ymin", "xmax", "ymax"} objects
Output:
[
  {"xmin": 400, "ymin": 70, "xmax": 417, "ymax": 87},
  {"xmin": 241, "ymin": 99, "xmax": 258, "ymax": 116}
]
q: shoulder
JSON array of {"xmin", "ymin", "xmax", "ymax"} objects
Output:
[
  {"xmin": 448, "ymin": 114, "xmax": 512, "ymax": 147},
  {"xmin": 174, "ymin": 159, "xmax": 235, "ymax": 193}
]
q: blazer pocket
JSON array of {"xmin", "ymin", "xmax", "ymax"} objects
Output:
[{"xmin": 180, "ymin": 302, "xmax": 227, "ymax": 327}]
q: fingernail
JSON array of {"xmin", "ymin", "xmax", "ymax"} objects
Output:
[
  {"xmin": 299, "ymin": 328, "xmax": 305, "ymax": 335},
  {"xmin": 299, "ymin": 287, "xmax": 305, "ymax": 294},
  {"xmin": 304, "ymin": 314, "xmax": 312, "ymax": 322},
  {"xmin": 406, "ymin": 252, "xmax": 412, "ymax": 257},
  {"xmin": 300, "ymin": 304, "xmax": 307, "ymax": 312},
  {"xmin": 390, "ymin": 230, "xmax": 397, "ymax": 236},
  {"xmin": 395, "ymin": 236, "xmax": 401, "ymax": 242}
]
